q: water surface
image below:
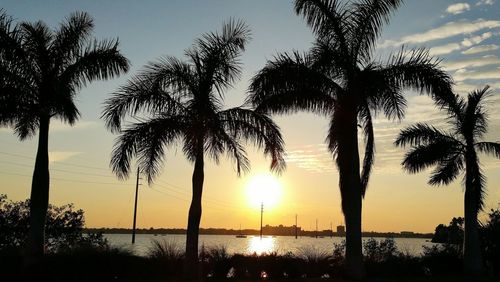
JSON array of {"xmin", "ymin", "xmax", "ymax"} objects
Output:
[{"xmin": 105, "ymin": 234, "xmax": 436, "ymax": 257}]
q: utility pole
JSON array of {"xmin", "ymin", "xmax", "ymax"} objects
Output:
[
  {"xmin": 330, "ymin": 222, "xmax": 333, "ymax": 238},
  {"xmin": 132, "ymin": 167, "xmax": 141, "ymax": 244},
  {"xmin": 260, "ymin": 202, "xmax": 264, "ymax": 239},
  {"xmin": 295, "ymin": 214, "xmax": 298, "ymax": 239}
]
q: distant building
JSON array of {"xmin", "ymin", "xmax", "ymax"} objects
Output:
[
  {"xmin": 336, "ymin": 225, "xmax": 345, "ymax": 235},
  {"xmin": 400, "ymin": 231, "xmax": 415, "ymax": 236},
  {"xmin": 262, "ymin": 224, "xmax": 301, "ymax": 236}
]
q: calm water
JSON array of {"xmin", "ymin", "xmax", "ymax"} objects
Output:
[{"xmin": 104, "ymin": 234, "xmax": 436, "ymax": 257}]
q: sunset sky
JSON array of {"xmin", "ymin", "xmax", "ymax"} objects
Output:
[{"xmin": 1, "ymin": 0, "xmax": 499, "ymax": 233}]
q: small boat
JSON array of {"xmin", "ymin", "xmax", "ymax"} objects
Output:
[{"xmin": 235, "ymin": 224, "xmax": 247, "ymax": 238}]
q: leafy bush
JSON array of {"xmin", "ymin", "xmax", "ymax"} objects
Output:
[
  {"xmin": 0, "ymin": 194, "xmax": 107, "ymax": 252},
  {"xmin": 421, "ymin": 243, "xmax": 461, "ymax": 275},
  {"xmin": 481, "ymin": 207, "xmax": 500, "ymax": 274},
  {"xmin": 363, "ymin": 238, "xmax": 398, "ymax": 262}
]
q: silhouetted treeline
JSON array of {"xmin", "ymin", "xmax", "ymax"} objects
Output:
[{"xmin": 85, "ymin": 227, "xmax": 432, "ymax": 238}]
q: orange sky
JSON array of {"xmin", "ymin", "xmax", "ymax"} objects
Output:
[{"xmin": 1, "ymin": 0, "xmax": 500, "ymax": 234}]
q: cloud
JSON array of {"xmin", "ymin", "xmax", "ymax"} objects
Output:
[
  {"xmin": 454, "ymin": 68, "xmax": 500, "ymax": 81},
  {"xmin": 461, "ymin": 32, "xmax": 493, "ymax": 47},
  {"xmin": 49, "ymin": 151, "xmax": 82, "ymax": 164},
  {"xmin": 446, "ymin": 3, "xmax": 471, "ymax": 14},
  {"xmin": 442, "ymin": 55, "xmax": 500, "ymax": 71},
  {"xmin": 429, "ymin": 32, "xmax": 495, "ymax": 55},
  {"xmin": 462, "ymin": 44, "xmax": 500, "ymax": 54},
  {"xmin": 429, "ymin": 43, "xmax": 461, "ymax": 55},
  {"xmin": 476, "ymin": 0, "xmax": 495, "ymax": 6},
  {"xmin": 380, "ymin": 19, "xmax": 500, "ymax": 47}
]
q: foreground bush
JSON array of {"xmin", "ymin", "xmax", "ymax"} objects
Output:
[{"xmin": 0, "ymin": 195, "xmax": 106, "ymax": 252}]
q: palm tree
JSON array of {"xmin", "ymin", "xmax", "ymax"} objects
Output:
[
  {"xmin": 248, "ymin": 0, "xmax": 453, "ymax": 278},
  {"xmin": 102, "ymin": 19, "xmax": 285, "ymax": 279},
  {"xmin": 395, "ymin": 86, "xmax": 500, "ymax": 275},
  {"xmin": 0, "ymin": 11, "xmax": 129, "ymax": 257}
]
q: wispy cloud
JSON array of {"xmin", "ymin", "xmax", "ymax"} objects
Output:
[
  {"xmin": 462, "ymin": 44, "xmax": 500, "ymax": 54},
  {"xmin": 49, "ymin": 151, "xmax": 82, "ymax": 164},
  {"xmin": 429, "ymin": 32, "xmax": 495, "ymax": 55},
  {"xmin": 380, "ymin": 19, "xmax": 500, "ymax": 47},
  {"xmin": 430, "ymin": 43, "xmax": 461, "ymax": 55},
  {"xmin": 461, "ymin": 32, "xmax": 494, "ymax": 47},
  {"xmin": 454, "ymin": 68, "xmax": 500, "ymax": 81},
  {"xmin": 476, "ymin": 0, "xmax": 495, "ymax": 6},
  {"xmin": 446, "ymin": 3, "xmax": 470, "ymax": 15},
  {"xmin": 442, "ymin": 55, "xmax": 500, "ymax": 71}
]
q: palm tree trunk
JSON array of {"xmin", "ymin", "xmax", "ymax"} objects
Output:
[
  {"xmin": 184, "ymin": 145, "xmax": 204, "ymax": 280},
  {"xmin": 335, "ymin": 104, "xmax": 365, "ymax": 280},
  {"xmin": 463, "ymin": 157, "xmax": 483, "ymax": 275},
  {"xmin": 28, "ymin": 116, "xmax": 50, "ymax": 258}
]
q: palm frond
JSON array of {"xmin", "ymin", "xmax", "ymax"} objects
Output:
[
  {"xmin": 212, "ymin": 127, "xmax": 251, "ymax": 176},
  {"xmin": 395, "ymin": 123, "xmax": 461, "ymax": 148},
  {"xmin": 249, "ymin": 51, "xmax": 337, "ymax": 115},
  {"xmin": 462, "ymin": 86, "xmax": 491, "ymax": 139},
  {"xmin": 13, "ymin": 107, "xmax": 39, "ymax": 140},
  {"xmin": 382, "ymin": 47, "xmax": 454, "ymax": 109},
  {"xmin": 51, "ymin": 87, "xmax": 80, "ymax": 125},
  {"xmin": 51, "ymin": 11, "xmax": 94, "ymax": 70},
  {"xmin": 475, "ymin": 141, "xmax": 500, "ymax": 158},
  {"xmin": 102, "ymin": 57, "xmax": 190, "ymax": 133},
  {"xmin": 191, "ymin": 18, "xmax": 250, "ymax": 99},
  {"xmin": 61, "ymin": 39, "xmax": 129, "ymax": 89},
  {"xmin": 19, "ymin": 21, "xmax": 53, "ymax": 72},
  {"xmin": 464, "ymin": 161, "xmax": 487, "ymax": 212},
  {"xmin": 362, "ymin": 66, "xmax": 406, "ymax": 120},
  {"xmin": 217, "ymin": 107, "xmax": 286, "ymax": 174},
  {"xmin": 110, "ymin": 115, "xmax": 185, "ymax": 184},
  {"xmin": 350, "ymin": 0, "xmax": 403, "ymax": 64},
  {"xmin": 294, "ymin": 0, "xmax": 349, "ymax": 54},
  {"xmin": 428, "ymin": 154, "xmax": 464, "ymax": 186},
  {"xmin": 401, "ymin": 140, "xmax": 460, "ymax": 173},
  {"xmin": 358, "ymin": 104, "xmax": 374, "ymax": 197}
]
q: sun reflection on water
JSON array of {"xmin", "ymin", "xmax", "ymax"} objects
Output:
[{"xmin": 247, "ymin": 236, "xmax": 276, "ymax": 255}]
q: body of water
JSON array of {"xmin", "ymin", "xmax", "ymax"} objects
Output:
[{"xmin": 104, "ymin": 234, "xmax": 436, "ymax": 257}]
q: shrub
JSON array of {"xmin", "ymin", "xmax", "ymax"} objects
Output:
[
  {"xmin": 364, "ymin": 238, "xmax": 398, "ymax": 262},
  {"xmin": 0, "ymin": 194, "xmax": 106, "ymax": 252}
]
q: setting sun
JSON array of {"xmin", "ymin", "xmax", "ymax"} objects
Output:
[{"xmin": 246, "ymin": 173, "xmax": 283, "ymax": 209}]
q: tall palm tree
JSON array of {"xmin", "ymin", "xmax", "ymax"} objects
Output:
[
  {"xmin": 395, "ymin": 86, "xmax": 500, "ymax": 275},
  {"xmin": 0, "ymin": 11, "xmax": 129, "ymax": 257},
  {"xmin": 248, "ymin": 0, "xmax": 453, "ymax": 278},
  {"xmin": 102, "ymin": 19, "xmax": 285, "ymax": 279}
]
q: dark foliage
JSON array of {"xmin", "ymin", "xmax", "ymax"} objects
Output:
[
  {"xmin": 431, "ymin": 217, "xmax": 464, "ymax": 245},
  {"xmin": 481, "ymin": 208, "xmax": 500, "ymax": 274},
  {"xmin": 0, "ymin": 194, "xmax": 107, "ymax": 252}
]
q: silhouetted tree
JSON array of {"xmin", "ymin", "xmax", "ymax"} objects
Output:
[
  {"xmin": 248, "ymin": 0, "xmax": 453, "ymax": 278},
  {"xmin": 395, "ymin": 86, "xmax": 500, "ymax": 275},
  {"xmin": 431, "ymin": 217, "xmax": 464, "ymax": 245},
  {"xmin": 102, "ymin": 19, "xmax": 285, "ymax": 279},
  {"xmin": 0, "ymin": 11, "xmax": 129, "ymax": 258},
  {"xmin": 0, "ymin": 194, "xmax": 107, "ymax": 251}
]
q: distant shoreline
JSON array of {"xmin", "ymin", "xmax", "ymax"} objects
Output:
[{"xmin": 85, "ymin": 227, "xmax": 433, "ymax": 239}]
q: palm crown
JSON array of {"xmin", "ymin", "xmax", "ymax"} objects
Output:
[
  {"xmin": 395, "ymin": 86, "xmax": 500, "ymax": 212},
  {"xmin": 103, "ymin": 19, "xmax": 285, "ymax": 184},
  {"xmin": 0, "ymin": 11, "xmax": 129, "ymax": 135},
  {"xmin": 249, "ymin": 0, "xmax": 453, "ymax": 196}
]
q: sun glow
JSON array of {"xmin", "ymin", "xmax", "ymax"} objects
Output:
[{"xmin": 246, "ymin": 173, "xmax": 283, "ymax": 209}]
